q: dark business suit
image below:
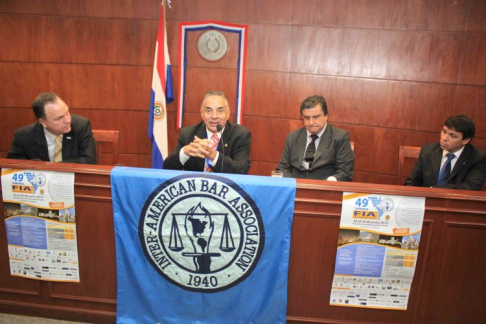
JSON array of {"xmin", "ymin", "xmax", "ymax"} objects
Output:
[
  {"xmin": 404, "ymin": 143, "xmax": 486, "ymax": 191},
  {"xmin": 7, "ymin": 114, "xmax": 96, "ymax": 164},
  {"xmin": 277, "ymin": 123, "xmax": 354, "ymax": 181},
  {"xmin": 163, "ymin": 121, "xmax": 251, "ymax": 174}
]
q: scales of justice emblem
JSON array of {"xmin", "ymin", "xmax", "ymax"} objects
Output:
[
  {"xmin": 169, "ymin": 202, "xmax": 236, "ymax": 274},
  {"xmin": 139, "ymin": 174, "xmax": 265, "ymax": 292}
]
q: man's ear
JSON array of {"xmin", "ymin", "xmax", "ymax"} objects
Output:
[
  {"xmin": 39, "ymin": 118, "xmax": 47, "ymax": 128},
  {"xmin": 462, "ymin": 138, "xmax": 472, "ymax": 146}
]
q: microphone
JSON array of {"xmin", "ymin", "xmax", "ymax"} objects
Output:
[{"xmin": 216, "ymin": 124, "xmax": 224, "ymax": 173}]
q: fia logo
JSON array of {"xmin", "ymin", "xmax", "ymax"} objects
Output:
[{"xmin": 139, "ymin": 174, "xmax": 265, "ymax": 293}]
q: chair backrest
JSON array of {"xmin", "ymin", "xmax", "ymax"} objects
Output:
[
  {"xmin": 92, "ymin": 130, "xmax": 119, "ymax": 165},
  {"xmin": 397, "ymin": 146, "xmax": 420, "ymax": 185}
]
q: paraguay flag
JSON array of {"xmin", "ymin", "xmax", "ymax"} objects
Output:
[{"xmin": 148, "ymin": 0, "xmax": 174, "ymax": 168}]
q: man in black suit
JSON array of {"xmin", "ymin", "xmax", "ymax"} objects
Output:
[
  {"xmin": 405, "ymin": 115, "xmax": 486, "ymax": 191},
  {"xmin": 163, "ymin": 91, "xmax": 251, "ymax": 174},
  {"xmin": 277, "ymin": 95, "xmax": 354, "ymax": 181},
  {"xmin": 7, "ymin": 92, "xmax": 96, "ymax": 164}
]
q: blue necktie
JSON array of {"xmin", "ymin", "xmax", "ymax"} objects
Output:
[{"xmin": 436, "ymin": 153, "xmax": 455, "ymax": 186}]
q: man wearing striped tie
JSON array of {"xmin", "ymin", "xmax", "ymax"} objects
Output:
[
  {"xmin": 164, "ymin": 91, "xmax": 252, "ymax": 174},
  {"xmin": 7, "ymin": 92, "xmax": 96, "ymax": 164},
  {"xmin": 405, "ymin": 115, "xmax": 486, "ymax": 190}
]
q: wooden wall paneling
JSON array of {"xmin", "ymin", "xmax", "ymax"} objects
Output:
[
  {"xmin": 0, "ymin": 14, "xmax": 156, "ymax": 65},
  {"xmin": 1, "ymin": 0, "xmax": 486, "ymax": 174},
  {"xmin": 467, "ymin": 0, "xmax": 486, "ymax": 32},
  {"xmin": 227, "ymin": 0, "xmax": 294, "ymax": 25},
  {"xmin": 287, "ymin": 74, "xmax": 458, "ymax": 132},
  {"xmin": 345, "ymin": 124, "xmax": 437, "ymax": 176},
  {"xmin": 0, "ymin": 63, "xmax": 152, "ymax": 111},
  {"xmin": 182, "ymin": 68, "xmax": 238, "ymax": 116},
  {"xmin": 0, "ymin": 108, "xmax": 37, "ymax": 153},
  {"xmin": 290, "ymin": 26, "xmax": 464, "ymax": 83},
  {"xmin": 165, "ymin": 20, "xmax": 180, "ymax": 67},
  {"xmin": 454, "ymin": 86, "xmax": 486, "ymax": 139},
  {"xmin": 425, "ymin": 220, "xmax": 486, "ymax": 323},
  {"xmin": 167, "ymin": 0, "xmax": 294, "ymax": 25},
  {"xmin": 247, "ymin": 161, "xmax": 278, "ymax": 177},
  {"xmin": 458, "ymin": 33, "xmax": 486, "ymax": 86},
  {"xmin": 165, "ymin": 110, "xmax": 179, "ymax": 156},
  {"xmin": 244, "ymin": 71, "xmax": 291, "ymax": 118},
  {"xmin": 181, "ymin": 112, "xmax": 204, "ymax": 129},
  {"xmin": 118, "ymin": 154, "xmax": 151, "ymax": 169},
  {"xmin": 165, "ymin": 0, "xmax": 231, "ymax": 23},
  {"xmin": 352, "ymin": 171, "xmax": 397, "ymax": 185},
  {"xmin": 0, "ymin": 0, "xmax": 160, "ymax": 19},
  {"xmin": 292, "ymin": 0, "xmax": 470, "ymax": 31},
  {"xmin": 78, "ymin": 109, "xmax": 151, "ymax": 155},
  {"xmin": 245, "ymin": 116, "xmax": 302, "ymax": 163},
  {"xmin": 246, "ymin": 24, "xmax": 293, "ymax": 72}
]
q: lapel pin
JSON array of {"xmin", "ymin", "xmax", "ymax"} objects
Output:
[{"xmin": 66, "ymin": 136, "xmax": 72, "ymax": 140}]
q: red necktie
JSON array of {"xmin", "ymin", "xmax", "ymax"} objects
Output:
[{"xmin": 205, "ymin": 134, "xmax": 220, "ymax": 172}]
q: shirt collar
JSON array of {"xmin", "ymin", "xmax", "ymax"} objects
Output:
[
  {"xmin": 443, "ymin": 145, "xmax": 465, "ymax": 159},
  {"xmin": 206, "ymin": 127, "xmax": 224, "ymax": 139},
  {"xmin": 43, "ymin": 128, "xmax": 62, "ymax": 144}
]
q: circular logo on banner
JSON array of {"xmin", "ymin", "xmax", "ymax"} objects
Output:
[
  {"xmin": 34, "ymin": 174, "xmax": 47, "ymax": 187},
  {"xmin": 153, "ymin": 101, "xmax": 164, "ymax": 121},
  {"xmin": 139, "ymin": 174, "xmax": 265, "ymax": 293},
  {"xmin": 197, "ymin": 30, "xmax": 228, "ymax": 62}
]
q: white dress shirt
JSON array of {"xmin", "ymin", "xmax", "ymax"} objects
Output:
[{"xmin": 44, "ymin": 129, "xmax": 63, "ymax": 162}]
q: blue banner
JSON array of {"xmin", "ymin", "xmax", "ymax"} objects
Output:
[{"xmin": 111, "ymin": 167, "xmax": 296, "ymax": 323}]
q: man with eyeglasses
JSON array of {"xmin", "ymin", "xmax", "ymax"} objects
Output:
[{"xmin": 163, "ymin": 91, "xmax": 252, "ymax": 174}]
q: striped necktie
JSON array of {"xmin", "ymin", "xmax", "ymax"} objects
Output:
[{"xmin": 205, "ymin": 134, "xmax": 220, "ymax": 172}]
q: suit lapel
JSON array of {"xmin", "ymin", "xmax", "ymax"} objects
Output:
[
  {"xmin": 219, "ymin": 121, "xmax": 232, "ymax": 155},
  {"xmin": 449, "ymin": 145, "xmax": 470, "ymax": 181},
  {"xmin": 33, "ymin": 123, "xmax": 50, "ymax": 161},
  {"xmin": 62, "ymin": 131, "xmax": 75, "ymax": 161},
  {"xmin": 195, "ymin": 123, "xmax": 207, "ymax": 171},
  {"xmin": 297, "ymin": 129, "xmax": 307, "ymax": 170},
  {"xmin": 313, "ymin": 124, "xmax": 331, "ymax": 163},
  {"xmin": 432, "ymin": 145, "xmax": 443, "ymax": 185}
]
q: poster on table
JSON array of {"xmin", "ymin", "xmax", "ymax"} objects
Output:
[
  {"xmin": 1, "ymin": 168, "xmax": 79, "ymax": 282},
  {"xmin": 330, "ymin": 192, "xmax": 425, "ymax": 310}
]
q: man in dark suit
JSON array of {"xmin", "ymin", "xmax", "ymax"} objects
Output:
[
  {"xmin": 163, "ymin": 91, "xmax": 251, "ymax": 174},
  {"xmin": 277, "ymin": 95, "xmax": 354, "ymax": 181},
  {"xmin": 7, "ymin": 92, "xmax": 96, "ymax": 164},
  {"xmin": 405, "ymin": 115, "xmax": 486, "ymax": 191}
]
